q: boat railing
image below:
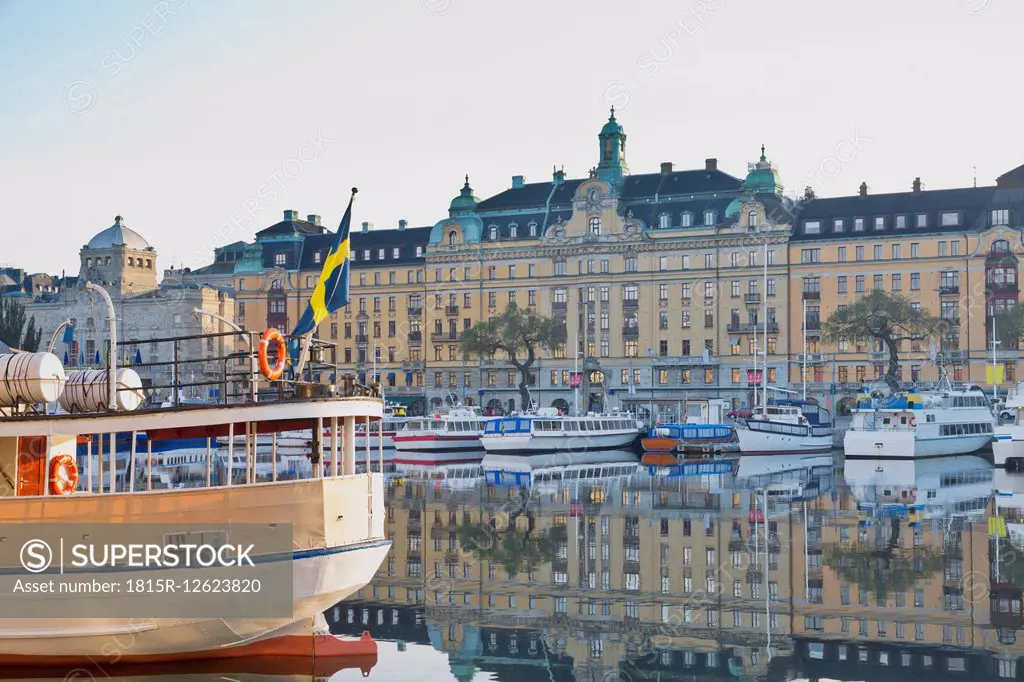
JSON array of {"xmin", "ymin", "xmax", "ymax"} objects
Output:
[{"xmin": 109, "ymin": 328, "xmax": 381, "ymax": 410}]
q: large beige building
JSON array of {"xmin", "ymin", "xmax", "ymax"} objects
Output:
[{"xmin": 188, "ymin": 112, "xmax": 1024, "ymax": 416}]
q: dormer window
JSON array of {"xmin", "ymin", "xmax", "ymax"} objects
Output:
[
  {"xmin": 993, "ymin": 239, "xmax": 1011, "ymax": 254},
  {"xmin": 528, "ymin": 222, "xmax": 537, "ymax": 237},
  {"xmin": 895, "ymin": 215, "xmax": 908, "ymax": 229},
  {"xmin": 681, "ymin": 212, "xmax": 693, "ymax": 228},
  {"xmin": 489, "ymin": 225, "xmax": 498, "ymax": 240},
  {"xmin": 659, "ymin": 214, "xmax": 670, "ymax": 229},
  {"xmin": 275, "ymin": 253, "xmax": 286, "ymax": 266},
  {"xmin": 509, "ymin": 223, "xmax": 518, "ymax": 238},
  {"xmin": 704, "ymin": 210, "xmax": 715, "ymax": 226},
  {"xmin": 393, "ymin": 247, "xmax": 400, "ymax": 258},
  {"xmin": 363, "ymin": 249, "xmax": 371, "ymax": 260},
  {"xmin": 747, "ymin": 211, "xmax": 758, "ymax": 229},
  {"xmin": 992, "ymin": 209, "xmax": 1010, "ymax": 226},
  {"xmin": 378, "ymin": 248, "xmax": 385, "ymax": 259},
  {"xmin": 416, "ymin": 246, "xmax": 423, "ymax": 257},
  {"xmin": 853, "ymin": 218, "xmax": 865, "ymax": 231},
  {"xmin": 941, "ymin": 211, "xmax": 960, "ymax": 227},
  {"xmin": 314, "ymin": 251, "xmax": 322, "ymax": 264},
  {"xmin": 833, "ymin": 219, "xmax": 844, "ymax": 232},
  {"xmin": 874, "ymin": 216, "xmax": 886, "ymax": 230},
  {"xmin": 804, "ymin": 220, "xmax": 821, "ymax": 235},
  {"xmin": 589, "ymin": 217, "xmax": 602, "ymax": 234}
]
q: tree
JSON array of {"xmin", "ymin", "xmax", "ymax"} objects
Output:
[
  {"xmin": 460, "ymin": 303, "xmax": 565, "ymax": 409},
  {"xmin": 822, "ymin": 290, "xmax": 943, "ymax": 391},
  {"xmin": 0, "ymin": 297, "xmax": 29, "ymax": 350},
  {"xmin": 20, "ymin": 315, "xmax": 42, "ymax": 351},
  {"xmin": 458, "ymin": 498, "xmax": 566, "ymax": 578},
  {"xmin": 993, "ymin": 304, "xmax": 1024, "ymax": 350}
]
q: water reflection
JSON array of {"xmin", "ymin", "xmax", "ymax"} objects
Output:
[{"xmin": 336, "ymin": 452, "xmax": 1024, "ymax": 681}]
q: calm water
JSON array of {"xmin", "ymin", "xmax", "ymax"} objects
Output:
[{"xmin": 24, "ymin": 450, "xmax": 1024, "ymax": 682}]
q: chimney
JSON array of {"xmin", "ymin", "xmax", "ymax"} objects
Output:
[
  {"xmin": 661, "ymin": 162, "xmax": 673, "ymax": 174},
  {"xmin": 803, "ymin": 186, "xmax": 816, "ymax": 201},
  {"xmin": 398, "ymin": 219, "xmax": 407, "ymax": 231},
  {"xmin": 283, "ymin": 209, "xmax": 298, "ymax": 221},
  {"xmin": 306, "ymin": 214, "xmax": 321, "ymax": 226},
  {"xmin": 912, "ymin": 177, "xmax": 922, "ymax": 193},
  {"xmin": 511, "ymin": 175, "xmax": 525, "ymax": 189},
  {"xmin": 361, "ymin": 221, "xmax": 372, "ymax": 233},
  {"xmin": 705, "ymin": 158, "xmax": 718, "ymax": 171},
  {"xmin": 859, "ymin": 182, "xmax": 868, "ymax": 196},
  {"xmin": 552, "ymin": 167, "xmax": 566, "ymax": 185}
]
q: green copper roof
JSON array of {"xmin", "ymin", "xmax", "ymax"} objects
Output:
[
  {"xmin": 742, "ymin": 144, "xmax": 783, "ymax": 194},
  {"xmin": 600, "ymin": 106, "xmax": 624, "ymax": 136},
  {"xmin": 449, "ymin": 174, "xmax": 480, "ymax": 214}
]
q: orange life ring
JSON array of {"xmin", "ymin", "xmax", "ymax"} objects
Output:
[
  {"xmin": 49, "ymin": 454, "xmax": 78, "ymax": 495},
  {"xmin": 259, "ymin": 328, "xmax": 287, "ymax": 381}
]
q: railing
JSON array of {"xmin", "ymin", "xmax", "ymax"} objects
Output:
[
  {"xmin": 407, "ymin": 307, "xmax": 423, "ymax": 316},
  {"xmin": 445, "ymin": 305, "xmax": 460, "ymax": 315},
  {"xmin": 653, "ymin": 355, "xmax": 719, "ymax": 366},
  {"xmin": 988, "ymin": 281, "xmax": 1019, "ymax": 292},
  {"xmin": 622, "ymin": 325, "xmax": 640, "ymax": 337},
  {"xmin": 802, "ymin": 290, "xmax": 821, "ymax": 300},
  {"xmin": 728, "ymin": 322, "xmax": 779, "ymax": 333},
  {"xmin": 408, "ymin": 332, "xmax": 422, "ymax": 343},
  {"xmin": 623, "ymin": 298, "xmax": 640, "ymax": 308},
  {"xmin": 551, "ymin": 301, "xmax": 567, "ymax": 313},
  {"xmin": 355, "ymin": 335, "xmax": 369, "ymax": 344},
  {"xmin": 939, "ymin": 285, "xmax": 960, "ymax": 295},
  {"xmin": 744, "ymin": 293, "xmax": 761, "ymax": 304}
]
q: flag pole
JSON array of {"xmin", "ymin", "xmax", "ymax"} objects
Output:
[{"xmin": 295, "ymin": 331, "xmax": 315, "ymax": 378}]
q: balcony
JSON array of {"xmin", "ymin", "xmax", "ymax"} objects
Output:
[
  {"xmin": 653, "ymin": 355, "xmax": 719, "ymax": 366},
  {"xmin": 796, "ymin": 353, "xmax": 825, "ymax": 364},
  {"xmin": 431, "ymin": 332, "xmax": 459, "ymax": 342},
  {"xmin": 408, "ymin": 331, "xmax": 422, "ymax": 343},
  {"xmin": 727, "ymin": 322, "xmax": 779, "ymax": 334},
  {"xmin": 939, "ymin": 350, "xmax": 967, "ymax": 363},
  {"xmin": 402, "ymin": 360, "xmax": 425, "ymax": 370},
  {"xmin": 744, "ymin": 293, "xmax": 761, "ymax": 304},
  {"xmin": 802, "ymin": 290, "xmax": 821, "ymax": 300},
  {"xmin": 551, "ymin": 301, "xmax": 567, "ymax": 314},
  {"xmin": 622, "ymin": 325, "xmax": 640, "ymax": 338},
  {"xmin": 805, "ymin": 318, "xmax": 821, "ymax": 332},
  {"xmin": 623, "ymin": 298, "xmax": 640, "ymax": 309},
  {"xmin": 987, "ymin": 280, "xmax": 1020, "ymax": 293},
  {"xmin": 939, "ymin": 285, "xmax": 960, "ymax": 295},
  {"xmin": 407, "ymin": 306, "xmax": 423, "ymax": 317},
  {"xmin": 869, "ymin": 351, "xmax": 888, "ymax": 363},
  {"xmin": 445, "ymin": 305, "xmax": 459, "ymax": 316},
  {"xmin": 355, "ymin": 334, "xmax": 369, "ymax": 344}
]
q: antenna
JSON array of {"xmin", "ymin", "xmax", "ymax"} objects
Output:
[{"xmin": 973, "ymin": 165, "xmax": 977, "ymax": 188}]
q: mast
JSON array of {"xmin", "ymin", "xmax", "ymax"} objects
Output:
[
  {"xmin": 993, "ymin": 317, "xmax": 1000, "ymax": 401},
  {"xmin": 574, "ymin": 328, "xmax": 580, "ymax": 417},
  {"xmin": 762, "ymin": 238, "xmax": 769, "ymax": 409},
  {"xmin": 802, "ymin": 298, "xmax": 808, "ymax": 400}
]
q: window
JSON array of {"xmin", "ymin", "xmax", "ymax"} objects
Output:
[
  {"xmin": 910, "ymin": 242, "xmax": 919, "ymax": 258},
  {"xmin": 509, "ymin": 224, "xmax": 517, "ymax": 238},
  {"xmin": 838, "ymin": 246, "xmax": 846, "ymax": 262},
  {"xmin": 704, "ymin": 210, "xmax": 715, "ymax": 225},
  {"xmin": 838, "ymin": 276, "xmax": 847, "ymax": 294},
  {"xmin": 854, "ymin": 217, "xmax": 865, "ymax": 231},
  {"xmin": 625, "ymin": 255, "xmax": 638, "ymax": 272},
  {"xmin": 801, "ymin": 249, "xmax": 821, "ymax": 264},
  {"xmin": 941, "ymin": 211, "xmax": 960, "ymax": 226},
  {"xmin": 911, "ymin": 272, "xmax": 920, "ymax": 290},
  {"xmin": 855, "ymin": 245, "xmax": 864, "ymax": 261},
  {"xmin": 892, "ymin": 243, "xmax": 901, "ymax": 259},
  {"xmin": 992, "ymin": 208, "xmax": 1010, "ymax": 226},
  {"xmin": 834, "ymin": 218, "xmax": 845, "ymax": 232},
  {"xmin": 892, "ymin": 273, "xmax": 902, "ymax": 291},
  {"xmin": 939, "ymin": 241, "xmax": 947, "ymax": 257},
  {"xmin": 704, "ymin": 253, "xmax": 714, "ymax": 269},
  {"xmin": 588, "ymin": 217, "xmax": 601, "ymax": 234},
  {"xmin": 659, "ymin": 256, "xmax": 668, "ymax": 271},
  {"xmin": 804, "ymin": 220, "xmax": 820, "ymax": 234},
  {"xmin": 951, "ymin": 240, "xmax": 961, "ymax": 256},
  {"xmin": 681, "ymin": 212, "xmax": 693, "ymax": 227},
  {"xmin": 874, "ymin": 216, "xmax": 885, "ymax": 230},
  {"xmin": 274, "ymin": 252, "xmax": 286, "ymax": 266},
  {"xmin": 748, "ymin": 210, "xmax": 758, "ymax": 228},
  {"xmin": 855, "ymin": 275, "xmax": 865, "ymax": 293},
  {"xmin": 895, "ymin": 214, "xmax": 907, "ymax": 229},
  {"xmin": 659, "ymin": 213, "xmax": 670, "ymax": 228}
]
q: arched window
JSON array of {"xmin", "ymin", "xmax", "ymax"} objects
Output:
[
  {"xmin": 271, "ymin": 279, "xmax": 283, "ymax": 291},
  {"xmin": 704, "ymin": 210, "xmax": 716, "ymax": 226},
  {"xmin": 993, "ymin": 239, "xmax": 1011, "ymax": 254},
  {"xmin": 489, "ymin": 225, "xmax": 498, "ymax": 240},
  {"xmin": 748, "ymin": 211, "xmax": 758, "ymax": 228},
  {"xmin": 589, "ymin": 217, "xmax": 602, "ymax": 235},
  {"xmin": 128, "ymin": 257, "xmax": 134, "ymax": 266},
  {"xmin": 509, "ymin": 223, "xmax": 518, "ymax": 238},
  {"xmin": 528, "ymin": 222, "xmax": 537, "ymax": 237},
  {"xmin": 448, "ymin": 230, "xmax": 457, "ymax": 246},
  {"xmin": 681, "ymin": 212, "xmax": 693, "ymax": 228},
  {"xmin": 658, "ymin": 214, "xmax": 670, "ymax": 229},
  {"xmin": 145, "ymin": 259, "xmax": 151, "ymax": 268}
]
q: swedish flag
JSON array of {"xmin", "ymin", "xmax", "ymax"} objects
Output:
[{"xmin": 291, "ymin": 188, "xmax": 357, "ymax": 337}]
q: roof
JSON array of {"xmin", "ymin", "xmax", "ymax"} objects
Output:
[
  {"xmin": 345, "ymin": 226, "xmax": 433, "ymax": 268},
  {"xmin": 790, "ymin": 186, "xmax": 1000, "ymax": 241},
  {"xmin": 254, "ymin": 215, "xmax": 325, "ymax": 238},
  {"xmin": 86, "ymin": 215, "xmax": 151, "ymax": 250}
]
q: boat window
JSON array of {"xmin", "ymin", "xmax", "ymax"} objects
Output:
[{"xmin": 431, "ymin": 420, "xmax": 444, "ymax": 430}]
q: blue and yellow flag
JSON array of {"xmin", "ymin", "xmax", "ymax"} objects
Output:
[{"xmin": 291, "ymin": 188, "xmax": 357, "ymax": 337}]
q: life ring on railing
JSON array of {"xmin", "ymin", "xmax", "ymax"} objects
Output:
[
  {"xmin": 49, "ymin": 454, "xmax": 78, "ymax": 495},
  {"xmin": 908, "ymin": 415, "xmax": 917, "ymax": 428},
  {"xmin": 259, "ymin": 328, "xmax": 287, "ymax": 381}
]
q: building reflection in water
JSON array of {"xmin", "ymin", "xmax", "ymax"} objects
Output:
[{"xmin": 333, "ymin": 454, "xmax": 1024, "ymax": 681}]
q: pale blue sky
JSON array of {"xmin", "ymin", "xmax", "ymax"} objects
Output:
[{"xmin": 1, "ymin": 0, "xmax": 1020, "ymax": 274}]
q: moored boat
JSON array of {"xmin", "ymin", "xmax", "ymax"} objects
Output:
[
  {"xmin": 480, "ymin": 408, "xmax": 641, "ymax": 455},
  {"xmin": 736, "ymin": 400, "xmax": 834, "ymax": 455},
  {"xmin": 392, "ymin": 405, "xmax": 488, "ymax": 464},
  {"xmin": 641, "ymin": 399, "xmax": 736, "ymax": 455}
]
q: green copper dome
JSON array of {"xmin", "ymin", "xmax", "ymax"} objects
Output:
[
  {"xmin": 449, "ymin": 174, "xmax": 479, "ymax": 215},
  {"xmin": 742, "ymin": 144, "xmax": 783, "ymax": 194},
  {"xmin": 600, "ymin": 106, "xmax": 624, "ymax": 136}
]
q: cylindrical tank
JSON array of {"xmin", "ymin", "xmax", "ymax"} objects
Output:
[
  {"xmin": 0, "ymin": 353, "xmax": 67, "ymax": 406},
  {"xmin": 59, "ymin": 368, "xmax": 145, "ymax": 413}
]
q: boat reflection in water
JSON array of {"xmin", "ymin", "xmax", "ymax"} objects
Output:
[{"xmin": 327, "ymin": 449, "xmax": 1024, "ymax": 681}]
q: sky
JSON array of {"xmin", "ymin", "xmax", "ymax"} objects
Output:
[{"xmin": 0, "ymin": 0, "xmax": 1021, "ymax": 275}]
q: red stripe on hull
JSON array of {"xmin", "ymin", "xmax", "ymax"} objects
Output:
[
  {"xmin": 394, "ymin": 456, "xmax": 484, "ymax": 465},
  {"xmin": 0, "ymin": 632, "xmax": 377, "ymax": 677},
  {"xmin": 392, "ymin": 435, "xmax": 481, "ymax": 443}
]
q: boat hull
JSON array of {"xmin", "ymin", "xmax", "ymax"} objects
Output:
[
  {"xmin": 0, "ymin": 475, "xmax": 390, "ymax": 662},
  {"xmin": 994, "ymin": 428, "xmax": 1024, "ymax": 469},
  {"xmin": 392, "ymin": 434, "xmax": 483, "ymax": 459},
  {"xmin": 737, "ymin": 427, "xmax": 832, "ymax": 455},
  {"xmin": 844, "ymin": 430, "xmax": 993, "ymax": 459},
  {"xmin": 481, "ymin": 431, "xmax": 637, "ymax": 454}
]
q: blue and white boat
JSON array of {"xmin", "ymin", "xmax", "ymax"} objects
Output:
[
  {"xmin": 736, "ymin": 399, "xmax": 834, "ymax": 455},
  {"xmin": 481, "ymin": 407, "xmax": 642, "ymax": 454},
  {"xmin": 641, "ymin": 398, "xmax": 736, "ymax": 455}
]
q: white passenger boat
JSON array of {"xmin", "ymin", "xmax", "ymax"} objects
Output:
[
  {"xmin": 735, "ymin": 400, "xmax": 834, "ymax": 455},
  {"xmin": 0, "ymin": 296, "xmax": 389, "ymax": 667},
  {"xmin": 480, "ymin": 408, "xmax": 641, "ymax": 454},
  {"xmin": 392, "ymin": 405, "xmax": 488, "ymax": 464},
  {"xmin": 844, "ymin": 381, "xmax": 995, "ymax": 460},
  {"xmin": 995, "ymin": 381, "xmax": 1024, "ymax": 470}
]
